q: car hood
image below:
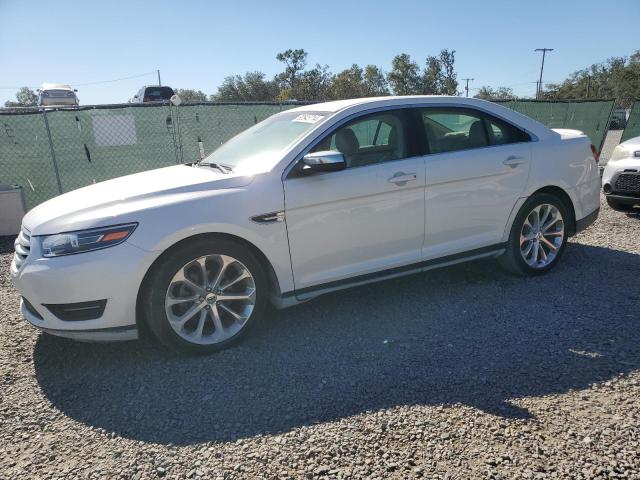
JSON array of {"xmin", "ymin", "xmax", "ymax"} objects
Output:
[{"xmin": 23, "ymin": 165, "xmax": 254, "ymax": 235}]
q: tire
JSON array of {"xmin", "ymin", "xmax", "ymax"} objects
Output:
[
  {"xmin": 499, "ymin": 193, "xmax": 570, "ymax": 276},
  {"xmin": 606, "ymin": 197, "xmax": 636, "ymax": 212},
  {"xmin": 141, "ymin": 237, "xmax": 268, "ymax": 354}
]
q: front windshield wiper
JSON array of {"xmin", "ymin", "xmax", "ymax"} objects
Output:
[{"xmin": 195, "ymin": 162, "xmax": 232, "ymax": 174}]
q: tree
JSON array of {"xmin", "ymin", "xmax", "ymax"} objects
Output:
[
  {"xmin": 387, "ymin": 54, "xmax": 421, "ymax": 95},
  {"xmin": 275, "ymin": 49, "xmax": 308, "ymax": 91},
  {"xmin": 474, "ymin": 86, "xmax": 515, "ymax": 100},
  {"xmin": 541, "ymin": 50, "xmax": 640, "ymax": 107},
  {"xmin": 4, "ymin": 86, "xmax": 38, "ymax": 107},
  {"xmin": 175, "ymin": 89, "xmax": 208, "ymax": 103},
  {"xmin": 331, "ymin": 64, "xmax": 365, "ymax": 99},
  {"xmin": 282, "ymin": 64, "xmax": 332, "ymax": 101},
  {"xmin": 421, "ymin": 55, "xmax": 441, "ymax": 94},
  {"xmin": 362, "ymin": 65, "xmax": 389, "ymax": 96},
  {"xmin": 438, "ymin": 49, "xmax": 458, "ymax": 95},
  {"xmin": 212, "ymin": 71, "xmax": 278, "ymax": 101}
]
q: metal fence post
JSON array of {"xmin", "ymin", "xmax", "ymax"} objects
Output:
[{"xmin": 42, "ymin": 109, "xmax": 63, "ymax": 194}]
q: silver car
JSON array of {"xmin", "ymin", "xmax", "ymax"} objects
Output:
[{"xmin": 37, "ymin": 83, "xmax": 79, "ymax": 107}]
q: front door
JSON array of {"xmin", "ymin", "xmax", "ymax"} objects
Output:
[{"xmin": 283, "ymin": 109, "xmax": 426, "ymax": 291}]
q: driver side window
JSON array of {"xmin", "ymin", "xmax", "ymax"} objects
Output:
[{"xmin": 311, "ymin": 110, "xmax": 409, "ymax": 168}]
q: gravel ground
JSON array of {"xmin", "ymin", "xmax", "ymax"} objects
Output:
[{"xmin": 1, "ymin": 194, "xmax": 639, "ymax": 478}]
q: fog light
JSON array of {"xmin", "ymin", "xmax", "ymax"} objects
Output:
[{"xmin": 603, "ymin": 183, "xmax": 612, "ymax": 194}]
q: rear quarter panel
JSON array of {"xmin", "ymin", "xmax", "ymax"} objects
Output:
[{"xmin": 525, "ymin": 136, "xmax": 600, "ymax": 222}]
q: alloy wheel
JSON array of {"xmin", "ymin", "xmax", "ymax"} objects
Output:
[
  {"xmin": 519, "ymin": 203, "xmax": 565, "ymax": 269},
  {"xmin": 164, "ymin": 254, "xmax": 256, "ymax": 345}
]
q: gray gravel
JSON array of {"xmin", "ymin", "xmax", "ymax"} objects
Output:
[{"xmin": 1, "ymin": 193, "xmax": 639, "ymax": 479}]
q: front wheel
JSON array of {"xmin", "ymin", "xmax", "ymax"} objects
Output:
[
  {"xmin": 141, "ymin": 237, "xmax": 268, "ymax": 354},
  {"xmin": 499, "ymin": 193, "xmax": 569, "ymax": 276}
]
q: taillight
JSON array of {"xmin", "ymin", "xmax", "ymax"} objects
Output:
[{"xmin": 590, "ymin": 144, "xmax": 600, "ymax": 164}]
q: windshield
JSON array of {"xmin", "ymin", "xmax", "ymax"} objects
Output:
[{"xmin": 200, "ymin": 111, "xmax": 329, "ymax": 173}]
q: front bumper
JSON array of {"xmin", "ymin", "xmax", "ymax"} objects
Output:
[
  {"xmin": 575, "ymin": 207, "xmax": 599, "ymax": 234},
  {"xmin": 21, "ymin": 299, "xmax": 138, "ymax": 341},
  {"xmin": 604, "ymin": 193, "xmax": 640, "ymax": 206},
  {"xmin": 11, "ymin": 239, "xmax": 155, "ymax": 342}
]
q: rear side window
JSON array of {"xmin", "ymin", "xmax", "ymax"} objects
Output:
[
  {"xmin": 421, "ymin": 109, "xmax": 488, "ymax": 154},
  {"xmin": 484, "ymin": 115, "xmax": 531, "ymax": 145},
  {"xmin": 144, "ymin": 87, "xmax": 174, "ymax": 100},
  {"xmin": 420, "ymin": 108, "xmax": 530, "ymax": 154}
]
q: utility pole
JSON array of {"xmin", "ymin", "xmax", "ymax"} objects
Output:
[
  {"xmin": 157, "ymin": 69, "xmax": 162, "ymax": 86},
  {"xmin": 462, "ymin": 78, "xmax": 474, "ymax": 97},
  {"xmin": 534, "ymin": 48, "xmax": 553, "ymax": 99}
]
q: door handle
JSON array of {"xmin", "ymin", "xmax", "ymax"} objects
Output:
[
  {"xmin": 503, "ymin": 155, "xmax": 524, "ymax": 168},
  {"xmin": 388, "ymin": 172, "xmax": 417, "ymax": 185}
]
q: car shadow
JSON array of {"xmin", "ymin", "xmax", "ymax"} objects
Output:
[
  {"xmin": 0, "ymin": 236, "xmax": 16, "ymax": 255},
  {"xmin": 33, "ymin": 243, "xmax": 640, "ymax": 445}
]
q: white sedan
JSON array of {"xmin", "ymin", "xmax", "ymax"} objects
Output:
[
  {"xmin": 10, "ymin": 96, "xmax": 601, "ymax": 353},
  {"xmin": 601, "ymin": 135, "xmax": 640, "ymax": 211}
]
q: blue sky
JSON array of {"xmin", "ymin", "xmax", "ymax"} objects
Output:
[{"xmin": 1, "ymin": 0, "xmax": 638, "ymax": 105}]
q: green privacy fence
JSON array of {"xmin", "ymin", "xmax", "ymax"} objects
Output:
[
  {"xmin": 0, "ymin": 99, "xmax": 617, "ymax": 210},
  {"xmin": 621, "ymin": 101, "xmax": 640, "ymax": 142},
  {"xmin": 498, "ymin": 99, "xmax": 614, "ymax": 152}
]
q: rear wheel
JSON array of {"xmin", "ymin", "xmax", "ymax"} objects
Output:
[
  {"xmin": 142, "ymin": 238, "xmax": 268, "ymax": 354},
  {"xmin": 500, "ymin": 193, "xmax": 569, "ymax": 276},
  {"xmin": 606, "ymin": 197, "xmax": 636, "ymax": 212}
]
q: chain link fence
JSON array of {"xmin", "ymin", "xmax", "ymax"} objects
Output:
[
  {"xmin": 0, "ymin": 99, "xmax": 618, "ymax": 210},
  {"xmin": 621, "ymin": 101, "xmax": 640, "ymax": 142}
]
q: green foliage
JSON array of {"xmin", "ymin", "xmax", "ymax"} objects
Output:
[
  {"xmin": 275, "ymin": 49, "xmax": 308, "ymax": 91},
  {"xmin": 331, "ymin": 64, "xmax": 365, "ymax": 99},
  {"xmin": 212, "ymin": 72, "xmax": 279, "ymax": 101},
  {"xmin": 362, "ymin": 65, "xmax": 390, "ymax": 97},
  {"xmin": 541, "ymin": 50, "xmax": 640, "ymax": 108},
  {"xmin": 212, "ymin": 48, "xmax": 457, "ymax": 101},
  {"xmin": 387, "ymin": 54, "xmax": 422, "ymax": 95},
  {"xmin": 4, "ymin": 86, "xmax": 38, "ymax": 107},
  {"xmin": 474, "ymin": 86, "xmax": 515, "ymax": 100},
  {"xmin": 387, "ymin": 50, "xmax": 459, "ymax": 96},
  {"xmin": 281, "ymin": 64, "xmax": 332, "ymax": 101},
  {"xmin": 175, "ymin": 89, "xmax": 208, "ymax": 103}
]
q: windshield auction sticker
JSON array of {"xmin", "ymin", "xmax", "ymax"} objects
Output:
[{"xmin": 292, "ymin": 114, "xmax": 324, "ymax": 124}]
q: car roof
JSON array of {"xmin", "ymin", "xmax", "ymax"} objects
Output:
[
  {"xmin": 41, "ymin": 83, "xmax": 73, "ymax": 90},
  {"xmin": 289, "ymin": 95, "xmax": 498, "ymax": 113},
  {"xmin": 289, "ymin": 95, "xmax": 556, "ymax": 141}
]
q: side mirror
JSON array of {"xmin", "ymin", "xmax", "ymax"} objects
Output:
[
  {"xmin": 73, "ymin": 89, "xmax": 78, "ymax": 92},
  {"xmin": 302, "ymin": 150, "xmax": 346, "ymax": 173}
]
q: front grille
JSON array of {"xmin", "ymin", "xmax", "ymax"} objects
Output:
[
  {"xmin": 12, "ymin": 227, "xmax": 31, "ymax": 272},
  {"xmin": 615, "ymin": 173, "xmax": 640, "ymax": 194}
]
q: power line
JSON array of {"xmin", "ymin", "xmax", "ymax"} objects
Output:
[{"xmin": 0, "ymin": 71, "xmax": 157, "ymax": 90}]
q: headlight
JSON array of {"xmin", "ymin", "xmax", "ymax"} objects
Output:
[
  {"xmin": 41, "ymin": 223, "xmax": 137, "ymax": 257},
  {"xmin": 609, "ymin": 145, "xmax": 632, "ymax": 162}
]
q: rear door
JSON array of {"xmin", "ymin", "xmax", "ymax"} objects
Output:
[
  {"xmin": 283, "ymin": 109, "xmax": 426, "ymax": 290},
  {"xmin": 420, "ymin": 107, "xmax": 532, "ymax": 258}
]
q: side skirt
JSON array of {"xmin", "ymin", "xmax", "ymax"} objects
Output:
[{"xmin": 274, "ymin": 244, "xmax": 506, "ymax": 308}]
